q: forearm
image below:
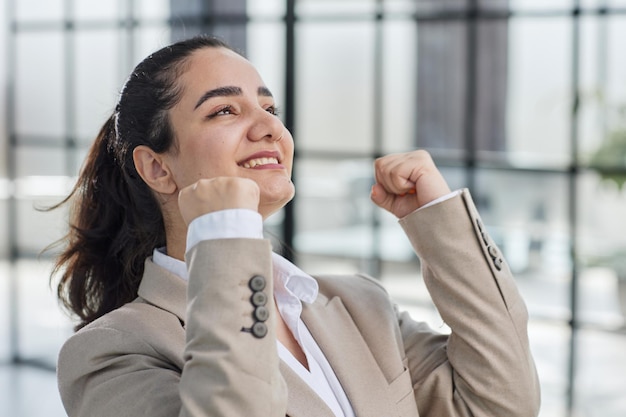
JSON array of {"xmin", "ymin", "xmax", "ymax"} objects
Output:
[
  {"xmin": 399, "ymin": 189, "xmax": 540, "ymax": 417},
  {"xmin": 182, "ymin": 239, "xmax": 288, "ymax": 417}
]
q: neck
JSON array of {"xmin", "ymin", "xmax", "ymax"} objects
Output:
[
  {"xmin": 162, "ymin": 201, "xmax": 188, "ymax": 261},
  {"xmin": 165, "ymin": 230, "xmax": 186, "ymax": 261}
]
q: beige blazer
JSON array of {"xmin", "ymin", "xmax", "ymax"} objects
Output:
[{"xmin": 57, "ymin": 189, "xmax": 540, "ymax": 417}]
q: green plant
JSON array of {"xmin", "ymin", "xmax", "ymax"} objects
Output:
[{"xmin": 589, "ymin": 127, "xmax": 626, "ymax": 190}]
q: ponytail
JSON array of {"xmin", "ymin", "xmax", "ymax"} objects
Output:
[
  {"xmin": 52, "ymin": 114, "xmax": 165, "ymax": 330},
  {"xmin": 51, "ymin": 35, "xmax": 232, "ymax": 330}
]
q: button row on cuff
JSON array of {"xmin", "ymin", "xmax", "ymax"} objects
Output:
[
  {"xmin": 242, "ymin": 275, "xmax": 270, "ymax": 338},
  {"xmin": 476, "ymin": 218, "xmax": 504, "ymax": 271}
]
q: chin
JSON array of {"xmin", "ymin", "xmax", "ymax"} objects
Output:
[{"xmin": 259, "ymin": 183, "xmax": 295, "ymax": 218}]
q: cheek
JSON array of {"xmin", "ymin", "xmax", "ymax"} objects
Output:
[
  {"xmin": 184, "ymin": 139, "xmax": 234, "ymax": 177},
  {"xmin": 283, "ymin": 138, "xmax": 295, "ymax": 171}
]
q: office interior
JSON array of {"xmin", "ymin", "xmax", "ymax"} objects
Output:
[{"xmin": 1, "ymin": 1, "xmax": 625, "ymax": 416}]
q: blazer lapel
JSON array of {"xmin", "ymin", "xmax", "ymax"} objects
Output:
[
  {"xmin": 137, "ymin": 259, "xmax": 187, "ymax": 323},
  {"xmin": 280, "ymin": 361, "xmax": 336, "ymax": 417},
  {"xmin": 301, "ymin": 295, "xmax": 395, "ymax": 417}
]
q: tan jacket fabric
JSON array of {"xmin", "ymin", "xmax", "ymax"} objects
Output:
[{"xmin": 57, "ymin": 189, "xmax": 541, "ymax": 417}]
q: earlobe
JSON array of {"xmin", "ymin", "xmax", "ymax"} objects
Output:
[{"xmin": 132, "ymin": 146, "xmax": 177, "ymax": 195}]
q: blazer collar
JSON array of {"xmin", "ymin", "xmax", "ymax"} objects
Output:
[
  {"xmin": 300, "ymin": 294, "xmax": 396, "ymax": 417},
  {"xmin": 280, "ymin": 361, "xmax": 337, "ymax": 417},
  {"xmin": 137, "ymin": 258, "xmax": 187, "ymax": 323}
]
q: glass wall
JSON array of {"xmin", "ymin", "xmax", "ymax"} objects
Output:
[{"xmin": 2, "ymin": 1, "xmax": 626, "ymax": 416}]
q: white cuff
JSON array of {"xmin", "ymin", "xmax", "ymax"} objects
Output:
[{"xmin": 186, "ymin": 209, "xmax": 264, "ymax": 251}]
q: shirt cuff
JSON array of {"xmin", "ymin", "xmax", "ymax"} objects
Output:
[
  {"xmin": 186, "ymin": 209, "xmax": 264, "ymax": 251},
  {"xmin": 418, "ymin": 189, "xmax": 463, "ymax": 211}
]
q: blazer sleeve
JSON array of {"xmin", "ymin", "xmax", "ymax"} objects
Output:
[
  {"xmin": 398, "ymin": 189, "xmax": 541, "ymax": 417},
  {"xmin": 181, "ymin": 238, "xmax": 288, "ymax": 416},
  {"xmin": 57, "ymin": 238, "xmax": 288, "ymax": 417}
]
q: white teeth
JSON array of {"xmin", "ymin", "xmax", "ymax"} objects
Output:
[{"xmin": 242, "ymin": 157, "xmax": 278, "ymax": 168}]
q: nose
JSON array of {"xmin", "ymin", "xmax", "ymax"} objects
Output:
[{"xmin": 248, "ymin": 107, "xmax": 285, "ymax": 142}]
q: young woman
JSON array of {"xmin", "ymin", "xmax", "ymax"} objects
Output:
[{"xmin": 54, "ymin": 35, "xmax": 540, "ymax": 417}]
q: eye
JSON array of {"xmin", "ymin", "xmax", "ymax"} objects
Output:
[
  {"xmin": 207, "ymin": 105, "xmax": 235, "ymax": 119},
  {"xmin": 266, "ymin": 105, "xmax": 280, "ymax": 116}
]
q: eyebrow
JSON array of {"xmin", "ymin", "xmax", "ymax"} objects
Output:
[
  {"xmin": 194, "ymin": 86, "xmax": 274, "ymax": 110},
  {"xmin": 258, "ymin": 86, "xmax": 273, "ymax": 98}
]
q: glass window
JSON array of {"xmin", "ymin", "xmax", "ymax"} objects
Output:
[
  {"xmin": 415, "ymin": 20, "xmax": 467, "ymax": 155},
  {"xmin": 578, "ymin": 16, "xmax": 606, "ymax": 161},
  {"xmin": 384, "ymin": 0, "xmax": 418, "ymax": 14},
  {"xmin": 15, "ymin": 0, "xmax": 63, "ymax": 22},
  {"xmin": 15, "ymin": 32, "xmax": 65, "ymax": 139},
  {"xmin": 414, "ymin": 0, "xmax": 469, "ymax": 14},
  {"xmin": 247, "ymin": 22, "xmax": 286, "ymax": 109},
  {"xmin": 5, "ymin": 2, "xmax": 626, "ymax": 414},
  {"xmin": 293, "ymin": 157, "xmax": 373, "ymax": 226},
  {"xmin": 477, "ymin": 0, "xmax": 509, "ymax": 11},
  {"xmin": 15, "ymin": 147, "xmax": 66, "ymax": 177},
  {"xmin": 475, "ymin": 169, "xmax": 571, "ymax": 319},
  {"xmin": 578, "ymin": 172, "xmax": 626, "ymax": 328},
  {"xmin": 296, "ymin": 22, "xmax": 376, "ymax": 153},
  {"xmin": 16, "ymin": 195, "xmax": 68, "ymax": 254},
  {"xmin": 75, "ymin": 30, "xmax": 121, "ymax": 142},
  {"xmin": 16, "ymin": 258, "xmax": 73, "ymax": 365},
  {"xmin": 133, "ymin": 25, "xmax": 172, "ymax": 65},
  {"xmin": 247, "ymin": 0, "xmax": 285, "ymax": 18},
  {"xmin": 212, "ymin": 23, "xmax": 248, "ymax": 53},
  {"xmin": 296, "ymin": 0, "xmax": 377, "ymax": 16},
  {"xmin": 382, "ymin": 19, "xmax": 417, "ymax": 153},
  {"xmin": 474, "ymin": 19, "xmax": 509, "ymax": 157},
  {"xmin": 506, "ymin": 17, "xmax": 572, "ymax": 168},
  {"xmin": 606, "ymin": 16, "xmax": 626, "ymax": 130},
  {"xmin": 135, "ymin": 0, "xmax": 170, "ymax": 20},
  {"xmin": 528, "ymin": 322, "xmax": 569, "ymax": 417},
  {"xmin": 292, "ymin": 160, "xmax": 469, "ymax": 266},
  {"xmin": 73, "ymin": 0, "xmax": 120, "ymax": 21},
  {"xmin": 294, "ymin": 158, "xmax": 380, "ymax": 259},
  {"xmin": 580, "ymin": 15, "xmax": 626, "ymax": 165},
  {"xmin": 508, "ymin": 0, "xmax": 573, "ymax": 11},
  {"xmin": 0, "ymin": 260, "xmax": 11, "ymax": 360},
  {"xmin": 382, "ymin": 264, "xmax": 444, "ymax": 330},
  {"xmin": 574, "ymin": 330, "xmax": 626, "ymax": 417},
  {"xmin": 0, "ymin": 194, "xmax": 7, "ymax": 257}
]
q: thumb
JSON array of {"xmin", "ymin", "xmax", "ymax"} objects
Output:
[{"xmin": 370, "ymin": 183, "xmax": 392, "ymax": 209}]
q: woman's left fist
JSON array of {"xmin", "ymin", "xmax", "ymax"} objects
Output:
[{"xmin": 370, "ymin": 150, "xmax": 451, "ymax": 218}]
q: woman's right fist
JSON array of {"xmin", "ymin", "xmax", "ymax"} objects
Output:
[{"xmin": 178, "ymin": 177, "xmax": 260, "ymax": 226}]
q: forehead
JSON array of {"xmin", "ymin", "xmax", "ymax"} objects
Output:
[{"xmin": 179, "ymin": 47, "xmax": 263, "ymax": 90}]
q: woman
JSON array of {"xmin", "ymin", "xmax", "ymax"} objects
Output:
[{"xmin": 54, "ymin": 35, "xmax": 540, "ymax": 417}]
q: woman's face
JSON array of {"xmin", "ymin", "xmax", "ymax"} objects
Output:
[{"xmin": 166, "ymin": 47, "xmax": 295, "ymax": 218}]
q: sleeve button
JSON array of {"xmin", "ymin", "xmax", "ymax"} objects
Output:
[
  {"xmin": 251, "ymin": 322, "xmax": 268, "ymax": 338},
  {"xmin": 251, "ymin": 291, "xmax": 268, "ymax": 306},
  {"xmin": 254, "ymin": 306, "xmax": 270, "ymax": 322},
  {"xmin": 494, "ymin": 257, "xmax": 503, "ymax": 271},
  {"xmin": 249, "ymin": 275, "xmax": 266, "ymax": 292}
]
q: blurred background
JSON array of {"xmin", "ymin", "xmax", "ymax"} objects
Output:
[{"xmin": 1, "ymin": 0, "xmax": 625, "ymax": 416}]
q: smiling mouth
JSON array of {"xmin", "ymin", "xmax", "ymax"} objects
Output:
[{"xmin": 240, "ymin": 157, "xmax": 279, "ymax": 169}]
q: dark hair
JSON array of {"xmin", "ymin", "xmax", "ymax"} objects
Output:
[{"xmin": 52, "ymin": 35, "xmax": 232, "ymax": 330}]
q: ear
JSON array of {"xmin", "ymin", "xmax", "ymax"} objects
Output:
[{"xmin": 132, "ymin": 145, "xmax": 177, "ymax": 195}]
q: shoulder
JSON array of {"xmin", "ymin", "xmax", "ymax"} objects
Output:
[
  {"xmin": 57, "ymin": 300, "xmax": 186, "ymax": 416},
  {"xmin": 83, "ymin": 299, "xmax": 183, "ymax": 342},
  {"xmin": 58, "ymin": 299, "xmax": 185, "ymax": 374},
  {"xmin": 314, "ymin": 273, "xmax": 389, "ymax": 302}
]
